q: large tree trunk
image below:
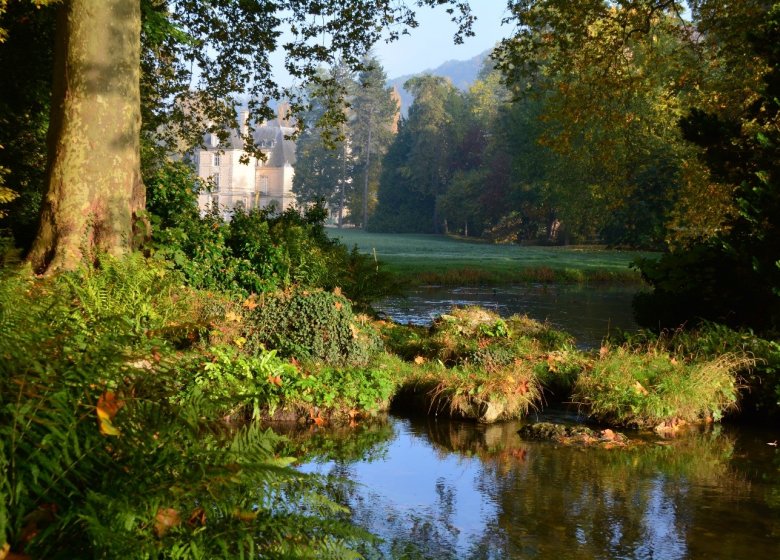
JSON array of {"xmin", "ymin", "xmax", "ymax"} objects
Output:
[{"xmin": 28, "ymin": 0, "xmax": 144, "ymax": 274}]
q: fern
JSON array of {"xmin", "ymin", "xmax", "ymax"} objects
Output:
[{"xmin": 0, "ymin": 257, "xmax": 372, "ymax": 558}]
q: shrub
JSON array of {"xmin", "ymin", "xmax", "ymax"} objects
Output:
[
  {"xmin": 146, "ymin": 166, "xmax": 399, "ymax": 304},
  {"xmin": 244, "ymin": 289, "xmax": 382, "ymax": 366}
]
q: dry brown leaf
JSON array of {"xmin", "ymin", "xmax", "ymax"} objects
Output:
[{"xmin": 154, "ymin": 508, "xmax": 181, "ymax": 537}]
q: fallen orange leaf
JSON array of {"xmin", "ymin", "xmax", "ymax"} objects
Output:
[
  {"xmin": 154, "ymin": 508, "xmax": 181, "ymax": 537},
  {"xmin": 96, "ymin": 391, "xmax": 124, "ymax": 436},
  {"xmin": 188, "ymin": 507, "xmax": 206, "ymax": 527},
  {"xmin": 267, "ymin": 375, "xmax": 283, "ymax": 387}
]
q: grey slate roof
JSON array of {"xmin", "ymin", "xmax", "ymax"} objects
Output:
[{"xmin": 217, "ymin": 120, "xmax": 296, "ymax": 166}]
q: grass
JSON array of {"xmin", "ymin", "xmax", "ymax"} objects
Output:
[
  {"xmin": 328, "ymin": 229, "xmax": 656, "ymax": 285},
  {"xmin": 573, "ymin": 346, "xmax": 752, "ymax": 431}
]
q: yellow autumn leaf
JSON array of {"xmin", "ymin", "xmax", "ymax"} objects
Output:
[
  {"xmin": 225, "ymin": 311, "xmax": 242, "ymax": 323},
  {"xmin": 96, "ymin": 391, "xmax": 123, "ymax": 436}
]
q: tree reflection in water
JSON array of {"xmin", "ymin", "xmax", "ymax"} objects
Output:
[{"xmin": 297, "ymin": 415, "xmax": 780, "ymax": 559}]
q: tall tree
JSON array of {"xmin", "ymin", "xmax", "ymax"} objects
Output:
[
  {"xmin": 372, "ymin": 75, "xmax": 463, "ymax": 232},
  {"xmin": 493, "ymin": 1, "xmax": 706, "ymax": 247},
  {"xmin": 26, "ymin": 0, "xmax": 144, "ymax": 273},
  {"xmin": 292, "ymin": 64, "xmax": 355, "ymax": 225},
  {"xmin": 347, "ymin": 55, "xmax": 398, "ymax": 228},
  {"xmin": 0, "ymin": 0, "xmax": 475, "ymax": 274}
]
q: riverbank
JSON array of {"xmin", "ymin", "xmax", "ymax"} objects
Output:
[
  {"xmin": 327, "ymin": 229, "xmax": 656, "ymax": 285},
  {"xmin": 2, "ymin": 256, "xmax": 777, "ymax": 556}
]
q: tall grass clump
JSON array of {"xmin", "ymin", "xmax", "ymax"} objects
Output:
[
  {"xmin": 608, "ymin": 323, "xmax": 780, "ymax": 419},
  {"xmin": 384, "ymin": 307, "xmax": 583, "ymax": 422},
  {"xmin": 574, "ymin": 346, "xmax": 751, "ymax": 430},
  {"xmin": 0, "ymin": 256, "xmax": 371, "ymax": 558}
]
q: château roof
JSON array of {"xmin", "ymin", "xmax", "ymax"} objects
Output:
[{"xmin": 205, "ymin": 119, "xmax": 297, "ymax": 166}]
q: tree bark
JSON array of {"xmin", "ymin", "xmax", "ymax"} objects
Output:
[{"xmin": 28, "ymin": 0, "xmax": 144, "ymax": 274}]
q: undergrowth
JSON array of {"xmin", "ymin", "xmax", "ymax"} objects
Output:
[{"xmin": 0, "ymin": 255, "xmax": 373, "ymax": 558}]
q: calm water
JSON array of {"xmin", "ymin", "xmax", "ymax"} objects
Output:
[
  {"xmin": 374, "ymin": 285, "xmax": 639, "ymax": 348},
  {"xmin": 299, "ymin": 414, "xmax": 780, "ymax": 559}
]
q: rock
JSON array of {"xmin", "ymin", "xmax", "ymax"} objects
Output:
[{"xmin": 518, "ymin": 422, "xmax": 629, "ymax": 447}]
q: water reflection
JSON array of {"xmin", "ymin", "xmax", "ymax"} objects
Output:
[
  {"xmin": 374, "ymin": 285, "xmax": 639, "ymax": 348},
  {"xmin": 298, "ymin": 415, "xmax": 780, "ymax": 559}
]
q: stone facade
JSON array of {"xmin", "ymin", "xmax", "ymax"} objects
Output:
[{"xmin": 195, "ymin": 114, "xmax": 296, "ymax": 217}]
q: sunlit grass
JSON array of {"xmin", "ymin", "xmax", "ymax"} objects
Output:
[{"xmin": 328, "ymin": 229, "xmax": 656, "ymax": 284}]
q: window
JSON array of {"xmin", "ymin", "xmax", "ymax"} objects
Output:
[
  {"xmin": 213, "ymin": 153, "xmax": 220, "ymax": 166},
  {"xmin": 211, "ymin": 195, "xmax": 219, "ymax": 208},
  {"xmin": 259, "ymin": 176, "xmax": 269, "ymax": 195},
  {"xmin": 212, "ymin": 172, "xmax": 220, "ymax": 189}
]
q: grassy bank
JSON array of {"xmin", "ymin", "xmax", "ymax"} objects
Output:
[{"xmin": 327, "ymin": 229, "xmax": 656, "ymax": 285}]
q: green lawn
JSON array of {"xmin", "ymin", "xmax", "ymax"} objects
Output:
[{"xmin": 328, "ymin": 229, "xmax": 657, "ymax": 284}]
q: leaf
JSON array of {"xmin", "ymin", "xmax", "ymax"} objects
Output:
[
  {"xmin": 267, "ymin": 375, "xmax": 282, "ymax": 387},
  {"xmin": 633, "ymin": 381, "xmax": 649, "ymax": 396},
  {"xmin": 96, "ymin": 391, "xmax": 123, "ymax": 436},
  {"xmin": 242, "ymin": 295, "xmax": 259, "ymax": 310},
  {"xmin": 225, "ymin": 311, "xmax": 242, "ymax": 323},
  {"xmin": 413, "ymin": 355, "xmax": 426, "ymax": 365},
  {"xmin": 187, "ymin": 507, "xmax": 207, "ymax": 527},
  {"xmin": 233, "ymin": 509, "xmax": 257, "ymax": 523},
  {"xmin": 154, "ymin": 508, "xmax": 181, "ymax": 537}
]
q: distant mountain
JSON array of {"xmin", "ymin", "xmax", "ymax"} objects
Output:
[{"xmin": 388, "ymin": 49, "xmax": 491, "ymax": 115}]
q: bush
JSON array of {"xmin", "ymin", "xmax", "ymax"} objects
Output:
[
  {"xmin": 146, "ymin": 162, "xmax": 399, "ymax": 305},
  {"xmin": 244, "ymin": 289, "xmax": 382, "ymax": 366}
]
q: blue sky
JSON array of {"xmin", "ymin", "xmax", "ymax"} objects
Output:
[
  {"xmin": 270, "ymin": 3, "xmax": 511, "ymax": 86},
  {"xmin": 373, "ymin": 2, "xmax": 512, "ymax": 78}
]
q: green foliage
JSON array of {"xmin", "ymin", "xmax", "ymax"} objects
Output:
[
  {"xmin": 0, "ymin": 256, "xmax": 372, "ymax": 557},
  {"xmin": 574, "ymin": 346, "xmax": 749, "ymax": 429},
  {"xmin": 635, "ymin": 3, "xmax": 780, "ymax": 330},
  {"xmin": 179, "ymin": 344, "xmax": 297, "ymax": 419},
  {"xmin": 146, "ymin": 160, "xmax": 399, "ymax": 305},
  {"xmin": 371, "ymin": 76, "xmax": 464, "ymax": 233},
  {"xmin": 0, "ymin": 2, "xmax": 55, "ymax": 250},
  {"xmin": 244, "ymin": 289, "xmax": 382, "ymax": 367},
  {"xmin": 477, "ymin": 318, "xmax": 509, "ymax": 339},
  {"xmin": 286, "ymin": 364, "xmax": 396, "ymax": 414},
  {"xmin": 611, "ymin": 322, "xmax": 780, "ymax": 419}
]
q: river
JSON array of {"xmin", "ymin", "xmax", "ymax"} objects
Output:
[
  {"xmin": 294, "ymin": 284, "xmax": 780, "ymax": 558},
  {"xmin": 374, "ymin": 284, "xmax": 640, "ymax": 348},
  {"xmin": 299, "ymin": 413, "xmax": 780, "ymax": 559}
]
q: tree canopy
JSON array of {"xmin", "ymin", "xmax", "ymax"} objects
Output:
[{"xmin": 0, "ymin": 0, "xmax": 475, "ymax": 273}]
